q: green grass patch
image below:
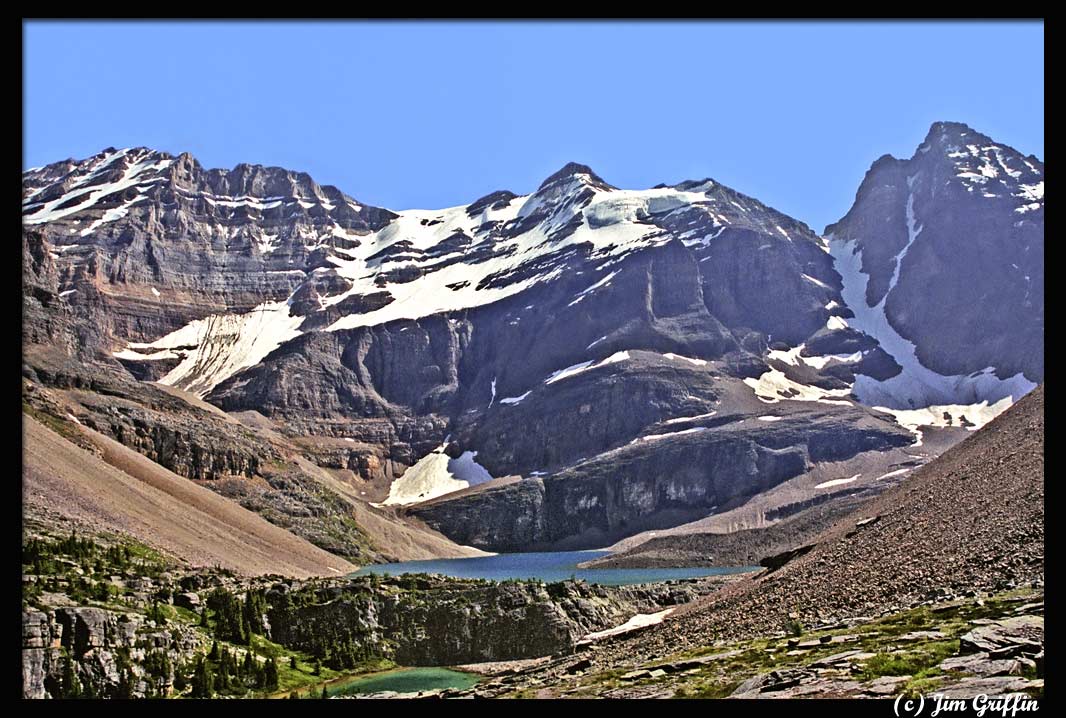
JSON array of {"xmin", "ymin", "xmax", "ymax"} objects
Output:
[
  {"xmin": 674, "ymin": 678, "xmax": 742, "ymax": 698},
  {"xmin": 900, "ymin": 675, "xmax": 946, "ymax": 698},
  {"xmin": 858, "ymin": 640, "xmax": 958, "ymax": 681}
]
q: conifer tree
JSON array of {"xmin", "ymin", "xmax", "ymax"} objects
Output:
[
  {"xmin": 217, "ymin": 655, "xmax": 230, "ymax": 692},
  {"xmin": 264, "ymin": 657, "xmax": 279, "ymax": 691},
  {"xmin": 61, "ymin": 653, "xmax": 82, "ymax": 699},
  {"xmin": 190, "ymin": 656, "xmax": 214, "ymax": 698},
  {"xmin": 116, "ymin": 667, "xmax": 135, "ymax": 699}
]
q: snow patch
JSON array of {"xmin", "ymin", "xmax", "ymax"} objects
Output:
[
  {"xmin": 380, "ymin": 446, "xmax": 494, "ymax": 506},
  {"xmin": 25, "ymin": 151, "xmax": 172, "ymax": 225},
  {"xmin": 743, "ymin": 368, "xmax": 853, "ymax": 406},
  {"xmin": 568, "ymin": 270, "xmax": 619, "ymax": 306},
  {"xmin": 871, "ymin": 397, "xmax": 1013, "ymax": 432},
  {"xmin": 769, "ymin": 344, "xmax": 863, "ymax": 371},
  {"xmin": 663, "ymin": 353, "xmax": 707, "ymax": 366},
  {"xmin": 580, "ymin": 609, "xmax": 674, "ymax": 643},
  {"xmin": 256, "ymin": 233, "xmax": 280, "ymax": 255},
  {"xmin": 814, "ymin": 474, "xmax": 860, "ymax": 489},
  {"xmin": 663, "ymin": 411, "xmax": 717, "ymax": 425},
  {"xmin": 123, "ymin": 300, "xmax": 304, "ymax": 397},
  {"xmin": 632, "ymin": 427, "xmax": 707, "ymax": 443},
  {"xmin": 545, "ymin": 351, "xmax": 630, "ymax": 385},
  {"xmin": 801, "ymin": 273, "xmax": 831, "ymax": 290},
  {"xmin": 828, "ymin": 236, "xmax": 1036, "ymax": 412}
]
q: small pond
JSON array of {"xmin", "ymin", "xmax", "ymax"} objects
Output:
[{"xmin": 326, "ymin": 667, "xmax": 480, "ymax": 696}]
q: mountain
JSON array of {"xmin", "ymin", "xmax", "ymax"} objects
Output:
[
  {"xmin": 825, "ymin": 121, "xmax": 1042, "ymax": 407},
  {"xmin": 22, "ymin": 122, "xmax": 1042, "ymax": 555},
  {"xmin": 673, "ymin": 382, "xmax": 1044, "ymax": 641}
]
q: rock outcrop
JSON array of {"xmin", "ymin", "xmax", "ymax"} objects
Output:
[
  {"xmin": 23, "ymin": 606, "xmax": 203, "ymax": 699},
  {"xmin": 265, "ymin": 574, "xmax": 701, "ymax": 666}
]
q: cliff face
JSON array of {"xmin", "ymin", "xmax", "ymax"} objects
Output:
[
  {"xmin": 22, "ymin": 147, "xmax": 396, "ymax": 355},
  {"xmin": 264, "ymin": 575, "xmax": 699, "ymax": 665},
  {"xmin": 826, "ymin": 122, "xmax": 1043, "ymax": 384},
  {"xmin": 23, "ymin": 606, "xmax": 203, "ymax": 699},
  {"xmin": 410, "ymin": 408, "xmax": 912, "ymax": 552}
]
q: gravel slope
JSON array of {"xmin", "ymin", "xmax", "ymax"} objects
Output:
[
  {"xmin": 548, "ymin": 384, "xmax": 1045, "ymax": 667},
  {"xmin": 23, "ymin": 413, "xmax": 356, "ymax": 578}
]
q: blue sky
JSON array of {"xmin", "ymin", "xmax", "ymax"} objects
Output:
[{"xmin": 24, "ymin": 21, "xmax": 1043, "ymax": 231}]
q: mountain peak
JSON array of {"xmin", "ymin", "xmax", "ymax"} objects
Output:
[
  {"xmin": 919, "ymin": 121, "xmax": 994, "ymax": 154},
  {"xmin": 537, "ymin": 162, "xmax": 611, "ymax": 191},
  {"xmin": 927, "ymin": 120, "xmax": 977, "ymax": 137}
]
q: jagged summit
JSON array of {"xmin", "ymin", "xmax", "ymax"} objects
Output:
[
  {"xmin": 926, "ymin": 119, "xmax": 980, "ymax": 139},
  {"xmin": 825, "ymin": 120, "xmax": 1043, "ymax": 395},
  {"xmin": 466, "ymin": 189, "xmax": 518, "ymax": 217}
]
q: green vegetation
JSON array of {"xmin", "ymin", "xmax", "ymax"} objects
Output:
[
  {"xmin": 22, "ymin": 529, "xmax": 173, "ymax": 611},
  {"xmin": 858, "ymin": 641, "xmax": 959, "ymax": 681},
  {"xmin": 23, "ymin": 402, "xmax": 90, "ymax": 447},
  {"xmin": 203, "ymin": 587, "xmax": 268, "ymax": 644}
]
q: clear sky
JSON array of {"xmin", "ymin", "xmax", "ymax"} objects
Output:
[{"xmin": 24, "ymin": 20, "xmax": 1043, "ymax": 232}]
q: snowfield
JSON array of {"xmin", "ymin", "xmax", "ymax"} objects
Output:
[
  {"xmin": 121, "ymin": 300, "xmax": 304, "ymax": 396},
  {"xmin": 380, "ymin": 445, "xmax": 495, "ymax": 506}
]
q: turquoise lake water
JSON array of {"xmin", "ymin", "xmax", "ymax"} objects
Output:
[
  {"xmin": 352, "ymin": 550, "xmax": 756, "ymax": 586},
  {"xmin": 327, "ymin": 667, "xmax": 481, "ymax": 696}
]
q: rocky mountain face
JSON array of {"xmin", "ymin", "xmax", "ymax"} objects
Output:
[
  {"xmin": 22, "ymin": 122, "xmax": 1043, "ymax": 553},
  {"xmin": 825, "ymin": 121, "xmax": 1043, "ymax": 406},
  {"xmin": 505, "ymin": 383, "xmax": 1046, "ymax": 697},
  {"xmin": 22, "ymin": 148, "xmax": 395, "ymax": 357},
  {"xmin": 411, "ymin": 403, "xmax": 912, "ymax": 551},
  {"xmin": 23, "ymin": 605, "xmax": 204, "ymax": 699}
]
